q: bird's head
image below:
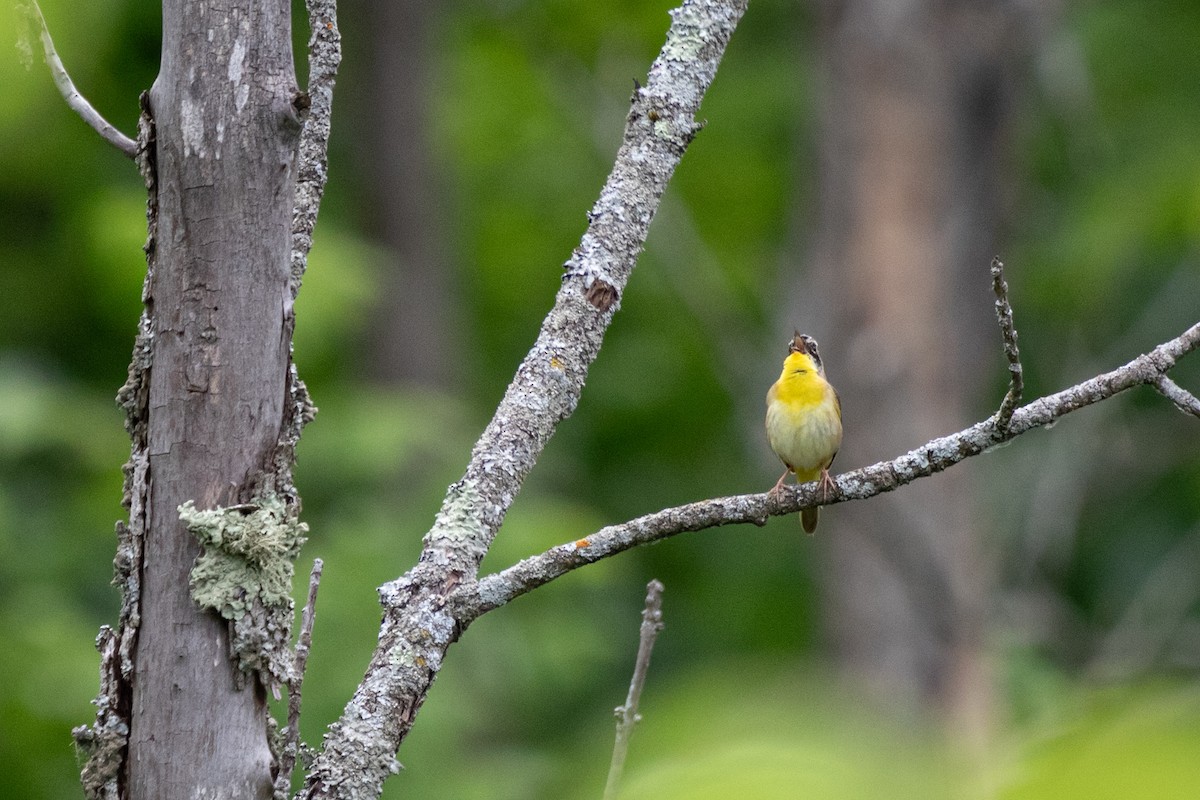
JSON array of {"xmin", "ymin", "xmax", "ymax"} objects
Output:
[{"xmin": 786, "ymin": 332, "xmax": 824, "ymax": 374}]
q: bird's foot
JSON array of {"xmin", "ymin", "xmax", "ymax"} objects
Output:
[{"xmin": 817, "ymin": 468, "xmax": 838, "ymax": 502}]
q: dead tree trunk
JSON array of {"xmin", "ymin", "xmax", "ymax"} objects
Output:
[{"xmin": 116, "ymin": 0, "xmax": 302, "ymax": 796}]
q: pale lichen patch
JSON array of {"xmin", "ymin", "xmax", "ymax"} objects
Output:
[
  {"xmin": 181, "ymin": 95, "xmax": 205, "ymax": 158},
  {"xmin": 181, "ymin": 493, "xmax": 307, "ymax": 691}
]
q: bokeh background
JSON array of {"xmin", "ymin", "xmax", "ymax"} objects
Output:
[{"xmin": 3, "ymin": 0, "xmax": 1200, "ymax": 797}]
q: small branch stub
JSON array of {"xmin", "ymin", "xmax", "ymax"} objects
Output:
[
  {"xmin": 991, "ymin": 256, "xmax": 1024, "ymax": 433},
  {"xmin": 586, "ymin": 279, "xmax": 620, "ymax": 312},
  {"xmin": 603, "ymin": 579, "xmax": 666, "ymax": 800}
]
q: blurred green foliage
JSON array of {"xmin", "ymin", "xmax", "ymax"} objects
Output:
[{"xmin": 2, "ymin": 0, "xmax": 1199, "ymax": 797}]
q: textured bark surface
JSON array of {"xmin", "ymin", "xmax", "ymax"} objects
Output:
[{"xmin": 126, "ymin": 0, "xmax": 301, "ymax": 796}]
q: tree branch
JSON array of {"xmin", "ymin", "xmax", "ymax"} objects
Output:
[
  {"xmin": 275, "ymin": 10, "xmax": 337, "ymax": 792},
  {"xmin": 991, "ymin": 256, "xmax": 1023, "ymax": 431},
  {"xmin": 603, "ymin": 580, "xmax": 665, "ymax": 800},
  {"xmin": 272, "ymin": 0, "xmax": 339, "ymax": 516},
  {"xmin": 21, "ymin": 0, "xmax": 138, "ymax": 158},
  {"xmin": 1153, "ymin": 375, "xmax": 1200, "ymax": 419},
  {"xmin": 455, "ymin": 320, "xmax": 1200, "ymax": 618},
  {"xmin": 299, "ymin": 3, "xmax": 748, "ymax": 798},
  {"xmin": 290, "ymin": 0, "xmax": 341, "ymax": 296},
  {"xmin": 276, "ymin": 559, "xmax": 324, "ymax": 799},
  {"xmin": 390, "ymin": 0, "xmax": 747, "ymax": 584}
]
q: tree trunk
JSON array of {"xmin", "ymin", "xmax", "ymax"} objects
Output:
[
  {"xmin": 345, "ymin": 0, "xmax": 458, "ymax": 388},
  {"xmin": 801, "ymin": 0, "xmax": 1022, "ymax": 744},
  {"xmin": 127, "ymin": 0, "xmax": 300, "ymax": 795}
]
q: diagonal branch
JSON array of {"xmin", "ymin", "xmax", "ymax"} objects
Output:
[
  {"xmin": 21, "ymin": 0, "xmax": 138, "ymax": 158},
  {"xmin": 290, "ymin": 0, "xmax": 341, "ymax": 296},
  {"xmin": 455, "ymin": 320, "xmax": 1200, "ymax": 618},
  {"xmin": 394, "ymin": 0, "xmax": 749, "ymax": 585},
  {"xmin": 299, "ymin": 3, "xmax": 748, "ymax": 798},
  {"xmin": 1153, "ymin": 375, "xmax": 1200, "ymax": 418}
]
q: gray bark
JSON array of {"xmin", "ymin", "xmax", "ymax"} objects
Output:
[{"xmin": 130, "ymin": 0, "xmax": 301, "ymax": 796}]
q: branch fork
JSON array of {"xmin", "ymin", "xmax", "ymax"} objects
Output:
[
  {"xmin": 447, "ymin": 311, "xmax": 1200, "ymax": 620},
  {"xmin": 299, "ymin": 4, "xmax": 750, "ymax": 797}
]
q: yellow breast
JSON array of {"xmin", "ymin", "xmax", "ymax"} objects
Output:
[{"xmin": 765, "ymin": 351, "xmax": 842, "ymax": 481}]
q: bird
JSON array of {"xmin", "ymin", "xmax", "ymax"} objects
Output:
[{"xmin": 765, "ymin": 332, "xmax": 843, "ymax": 533}]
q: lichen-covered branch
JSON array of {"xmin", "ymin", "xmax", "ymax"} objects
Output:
[
  {"xmin": 290, "ymin": 0, "xmax": 341, "ymax": 297},
  {"xmin": 20, "ymin": 0, "xmax": 138, "ymax": 158},
  {"xmin": 990, "ymin": 256, "xmax": 1023, "ymax": 431},
  {"xmin": 272, "ymin": 0, "xmax": 340, "ymax": 513},
  {"xmin": 1154, "ymin": 375, "xmax": 1200, "ymax": 418},
  {"xmin": 416, "ymin": 0, "xmax": 746, "ymax": 577},
  {"xmin": 454, "ymin": 320, "xmax": 1200, "ymax": 617},
  {"xmin": 298, "ymin": 3, "xmax": 748, "ymax": 798}
]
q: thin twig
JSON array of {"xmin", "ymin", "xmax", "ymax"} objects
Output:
[
  {"xmin": 603, "ymin": 580, "xmax": 665, "ymax": 800},
  {"xmin": 1153, "ymin": 375, "xmax": 1200, "ymax": 418},
  {"xmin": 275, "ymin": 558, "xmax": 324, "ymax": 799},
  {"xmin": 456, "ymin": 320, "xmax": 1200, "ymax": 617},
  {"xmin": 991, "ymin": 256, "xmax": 1023, "ymax": 432},
  {"xmin": 290, "ymin": 0, "xmax": 342, "ymax": 296},
  {"xmin": 274, "ymin": 14, "xmax": 336, "ymax": 789},
  {"xmin": 21, "ymin": 1, "xmax": 137, "ymax": 158}
]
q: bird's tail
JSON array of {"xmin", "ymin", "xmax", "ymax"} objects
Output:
[{"xmin": 801, "ymin": 506, "xmax": 819, "ymax": 535}]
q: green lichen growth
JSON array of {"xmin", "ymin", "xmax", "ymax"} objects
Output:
[
  {"xmin": 430, "ymin": 480, "xmax": 480, "ymax": 536},
  {"xmin": 181, "ymin": 494, "xmax": 307, "ymax": 690},
  {"xmin": 423, "ymin": 479, "xmax": 489, "ymax": 567}
]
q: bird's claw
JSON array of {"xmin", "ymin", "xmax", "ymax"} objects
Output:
[{"xmin": 817, "ymin": 469, "xmax": 838, "ymax": 502}]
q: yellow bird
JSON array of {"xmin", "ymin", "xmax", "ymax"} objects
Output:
[{"xmin": 765, "ymin": 332, "xmax": 843, "ymax": 533}]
